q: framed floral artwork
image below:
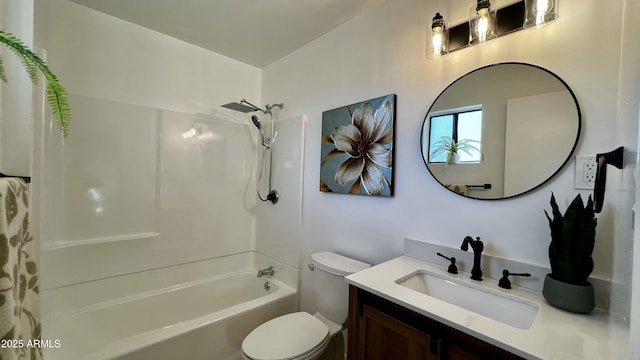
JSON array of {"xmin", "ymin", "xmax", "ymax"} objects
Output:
[{"xmin": 320, "ymin": 94, "xmax": 395, "ymax": 196}]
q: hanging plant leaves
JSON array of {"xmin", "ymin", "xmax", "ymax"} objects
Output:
[{"xmin": 0, "ymin": 30, "xmax": 70, "ymax": 137}]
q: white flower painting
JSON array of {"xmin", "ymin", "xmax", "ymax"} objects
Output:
[{"xmin": 320, "ymin": 94, "xmax": 395, "ymax": 196}]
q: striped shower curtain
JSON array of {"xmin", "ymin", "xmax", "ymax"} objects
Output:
[{"xmin": 0, "ymin": 179, "xmax": 41, "ymax": 360}]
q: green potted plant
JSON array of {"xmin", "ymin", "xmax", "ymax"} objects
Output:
[
  {"xmin": 429, "ymin": 136, "xmax": 482, "ymax": 166},
  {"xmin": 543, "ymin": 192, "xmax": 597, "ymax": 313},
  {"xmin": 1, "ymin": 29, "xmax": 69, "ymax": 136}
]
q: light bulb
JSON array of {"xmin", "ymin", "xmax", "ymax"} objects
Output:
[
  {"xmin": 524, "ymin": 0, "xmax": 558, "ymax": 28},
  {"xmin": 432, "ymin": 32, "xmax": 443, "ymax": 57},
  {"xmin": 535, "ymin": 0, "xmax": 552, "ymax": 26},
  {"xmin": 476, "ymin": 14, "xmax": 489, "ymax": 43},
  {"xmin": 429, "ymin": 12, "xmax": 448, "ymax": 59},
  {"xmin": 469, "ymin": 0, "xmax": 496, "ymax": 45}
]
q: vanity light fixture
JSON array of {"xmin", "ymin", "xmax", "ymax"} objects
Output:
[
  {"xmin": 523, "ymin": 0, "xmax": 558, "ymax": 28},
  {"xmin": 429, "ymin": 0, "xmax": 557, "ymax": 56},
  {"xmin": 469, "ymin": 0, "xmax": 497, "ymax": 45},
  {"xmin": 428, "ymin": 12, "xmax": 449, "ymax": 59}
]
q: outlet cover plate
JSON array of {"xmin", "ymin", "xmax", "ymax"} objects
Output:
[{"xmin": 575, "ymin": 155, "xmax": 597, "ymax": 189}]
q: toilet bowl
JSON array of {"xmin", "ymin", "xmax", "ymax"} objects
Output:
[
  {"xmin": 241, "ymin": 312, "xmax": 334, "ymax": 360},
  {"xmin": 241, "ymin": 252, "xmax": 370, "ymax": 360}
]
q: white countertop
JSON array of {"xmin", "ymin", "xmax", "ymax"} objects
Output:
[{"xmin": 345, "ymin": 255, "xmax": 617, "ymax": 360}]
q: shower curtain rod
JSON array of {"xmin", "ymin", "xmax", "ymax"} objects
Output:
[{"xmin": 0, "ymin": 172, "xmax": 31, "ymax": 183}]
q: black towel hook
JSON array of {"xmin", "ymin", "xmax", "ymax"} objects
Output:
[{"xmin": 593, "ymin": 146, "xmax": 624, "ymax": 213}]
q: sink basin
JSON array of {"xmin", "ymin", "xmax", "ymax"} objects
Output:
[{"xmin": 396, "ymin": 270, "xmax": 539, "ymax": 329}]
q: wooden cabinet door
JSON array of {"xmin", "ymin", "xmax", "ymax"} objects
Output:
[
  {"xmin": 445, "ymin": 342, "xmax": 487, "ymax": 360},
  {"xmin": 347, "ymin": 286, "xmax": 522, "ymax": 360},
  {"xmin": 356, "ymin": 304, "xmax": 440, "ymax": 360}
]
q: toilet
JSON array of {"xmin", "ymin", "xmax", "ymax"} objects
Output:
[{"xmin": 241, "ymin": 252, "xmax": 370, "ymax": 360}]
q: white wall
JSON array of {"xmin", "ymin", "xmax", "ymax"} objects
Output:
[
  {"xmin": 33, "ymin": 0, "xmax": 263, "ymax": 289},
  {"xmin": 261, "ymin": 0, "xmax": 634, "ymax": 346}
]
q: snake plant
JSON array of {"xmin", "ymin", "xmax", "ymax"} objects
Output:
[
  {"xmin": 544, "ymin": 193, "xmax": 597, "ymax": 286},
  {"xmin": 0, "ymin": 30, "xmax": 69, "ymax": 137}
]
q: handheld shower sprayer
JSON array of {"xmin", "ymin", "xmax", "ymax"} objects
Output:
[
  {"xmin": 251, "ymin": 115, "xmax": 265, "ymax": 144},
  {"xmin": 251, "ymin": 115, "xmax": 275, "ymax": 148},
  {"xmin": 250, "ymin": 115, "xmax": 262, "ymax": 130}
]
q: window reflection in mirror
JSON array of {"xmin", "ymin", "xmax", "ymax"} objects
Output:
[{"xmin": 426, "ymin": 106, "xmax": 483, "ymax": 164}]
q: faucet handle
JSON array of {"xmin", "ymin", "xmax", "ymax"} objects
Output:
[
  {"xmin": 498, "ymin": 269, "xmax": 532, "ymax": 289},
  {"xmin": 436, "ymin": 252, "xmax": 458, "ymax": 274}
]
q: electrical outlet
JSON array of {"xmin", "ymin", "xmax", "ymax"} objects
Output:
[{"xmin": 575, "ymin": 155, "xmax": 597, "ymax": 189}]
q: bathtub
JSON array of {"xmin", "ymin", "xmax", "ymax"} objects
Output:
[{"xmin": 42, "ymin": 252, "xmax": 299, "ymax": 360}]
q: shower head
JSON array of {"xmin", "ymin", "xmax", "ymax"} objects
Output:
[
  {"xmin": 251, "ymin": 115, "xmax": 262, "ymax": 130},
  {"xmin": 221, "ymin": 101, "xmax": 259, "ymax": 113},
  {"xmin": 221, "ymin": 99, "xmax": 267, "ymax": 114}
]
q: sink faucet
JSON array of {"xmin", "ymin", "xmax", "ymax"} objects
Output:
[
  {"xmin": 257, "ymin": 266, "xmax": 274, "ymax": 277},
  {"xmin": 461, "ymin": 236, "xmax": 483, "ymax": 281}
]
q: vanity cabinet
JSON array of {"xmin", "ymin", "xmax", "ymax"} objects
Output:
[{"xmin": 347, "ymin": 285, "xmax": 523, "ymax": 360}]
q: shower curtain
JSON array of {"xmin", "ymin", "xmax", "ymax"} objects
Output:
[{"xmin": 0, "ymin": 178, "xmax": 41, "ymax": 360}]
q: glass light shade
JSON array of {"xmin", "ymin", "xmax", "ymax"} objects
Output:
[
  {"xmin": 469, "ymin": 0, "xmax": 497, "ymax": 46},
  {"xmin": 428, "ymin": 12, "xmax": 449, "ymax": 59},
  {"xmin": 524, "ymin": 0, "xmax": 558, "ymax": 28}
]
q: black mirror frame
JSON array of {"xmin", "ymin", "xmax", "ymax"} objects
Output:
[{"xmin": 421, "ymin": 62, "xmax": 582, "ymax": 200}]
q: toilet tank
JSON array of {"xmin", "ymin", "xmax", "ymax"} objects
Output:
[{"xmin": 310, "ymin": 252, "xmax": 370, "ymax": 324}]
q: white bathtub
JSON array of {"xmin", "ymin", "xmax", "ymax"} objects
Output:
[{"xmin": 42, "ymin": 252, "xmax": 299, "ymax": 360}]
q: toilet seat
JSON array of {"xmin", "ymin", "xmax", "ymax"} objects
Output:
[{"xmin": 242, "ymin": 312, "xmax": 330, "ymax": 360}]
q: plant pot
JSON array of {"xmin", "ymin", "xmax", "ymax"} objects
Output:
[{"xmin": 542, "ymin": 274, "xmax": 595, "ymax": 314}]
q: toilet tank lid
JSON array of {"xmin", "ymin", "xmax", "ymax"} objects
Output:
[{"xmin": 311, "ymin": 252, "xmax": 370, "ymax": 276}]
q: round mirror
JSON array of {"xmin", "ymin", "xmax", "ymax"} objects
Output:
[{"xmin": 421, "ymin": 62, "xmax": 581, "ymax": 199}]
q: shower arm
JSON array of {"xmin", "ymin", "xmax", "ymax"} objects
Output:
[
  {"xmin": 240, "ymin": 100, "xmax": 284, "ymax": 116},
  {"xmin": 264, "ymin": 103, "xmax": 284, "ymax": 115}
]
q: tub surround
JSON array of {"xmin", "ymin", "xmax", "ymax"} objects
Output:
[{"xmin": 346, "ymin": 239, "xmax": 616, "ymax": 359}]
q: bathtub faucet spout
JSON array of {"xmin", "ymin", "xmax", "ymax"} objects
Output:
[{"xmin": 257, "ymin": 266, "xmax": 275, "ymax": 277}]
